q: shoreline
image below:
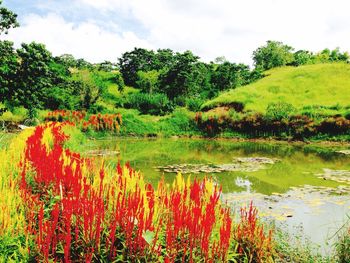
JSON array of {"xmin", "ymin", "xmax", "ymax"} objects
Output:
[{"xmin": 2, "ymin": 128, "xmax": 350, "ymax": 148}]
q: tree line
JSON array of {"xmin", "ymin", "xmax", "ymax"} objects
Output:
[{"xmin": 1, "ymin": 1, "xmax": 349, "ymax": 117}]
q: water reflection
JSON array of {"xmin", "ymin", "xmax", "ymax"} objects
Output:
[
  {"xmin": 88, "ymin": 138, "xmax": 350, "ymax": 251},
  {"xmin": 235, "ymin": 177, "xmax": 252, "ymax": 193}
]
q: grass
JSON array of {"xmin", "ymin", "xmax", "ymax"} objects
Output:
[{"xmin": 203, "ymin": 63, "xmax": 350, "ymax": 114}]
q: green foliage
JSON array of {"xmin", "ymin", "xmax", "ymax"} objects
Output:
[
  {"xmin": 253, "ymin": 40, "xmax": 294, "ymax": 70},
  {"xmin": 0, "ymin": 106, "xmax": 27, "ymax": 122},
  {"xmin": 136, "ymin": 70, "xmax": 160, "ymax": 93},
  {"xmin": 211, "ymin": 62, "xmax": 253, "ymax": 91},
  {"xmin": 275, "ymin": 226, "xmax": 331, "ymax": 263},
  {"xmin": 117, "ymin": 108, "xmax": 158, "ymax": 136},
  {"xmin": 96, "ymin": 60, "xmax": 118, "ymax": 71},
  {"xmin": 292, "ymin": 50, "xmax": 314, "ymax": 66},
  {"xmin": 0, "ymin": 40, "xmax": 18, "ymax": 102},
  {"xmin": 0, "ymin": 0, "xmax": 19, "ymax": 34},
  {"xmin": 185, "ymin": 96, "xmax": 205, "ymax": 112},
  {"xmin": 159, "ymin": 52, "xmax": 211, "ymax": 100},
  {"xmin": 265, "ymin": 102, "xmax": 296, "ymax": 121},
  {"xmin": 15, "ymin": 42, "xmax": 56, "ymax": 111},
  {"xmin": 0, "ymin": 235, "xmax": 30, "ymax": 262},
  {"xmin": 55, "ymin": 54, "xmax": 77, "ymax": 68},
  {"xmin": 118, "ymin": 48, "xmax": 157, "ymax": 87},
  {"xmin": 71, "ymin": 69, "xmax": 107, "ymax": 110},
  {"xmin": 159, "ymin": 108, "xmax": 196, "ymax": 135},
  {"xmin": 113, "ymin": 71, "xmax": 125, "ymax": 92},
  {"xmin": 314, "ymin": 48, "xmax": 349, "ymax": 64},
  {"xmin": 124, "ymin": 92, "xmax": 173, "ymax": 115}
]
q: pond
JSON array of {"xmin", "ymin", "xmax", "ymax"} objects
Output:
[{"xmin": 86, "ymin": 138, "xmax": 350, "ymax": 254}]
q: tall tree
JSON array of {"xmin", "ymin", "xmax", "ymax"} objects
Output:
[
  {"xmin": 0, "ymin": 0, "xmax": 19, "ymax": 34},
  {"xmin": 159, "ymin": 51, "xmax": 210, "ymax": 100},
  {"xmin": 211, "ymin": 62, "xmax": 251, "ymax": 91},
  {"xmin": 0, "ymin": 1, "xmax": 19, "ymax": 103},
  {"xmin": 118, "ymin": 48, "xmax": 156, "ymax": 87},
  {"xmin": 15, "ymin": 42, "xmax": 55, "ymax": 115},
  {"xmin": 0, "ymin": 40, "xmax": 18, "ymax": 102},
  {"xmin": 252, "ymin": 40, "xmax": 294, "ymax": 70}
]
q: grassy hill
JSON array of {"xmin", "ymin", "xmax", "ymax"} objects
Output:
[{"xmin": 202, "ymin": 63, "xmax": 350, "ymax": 115}]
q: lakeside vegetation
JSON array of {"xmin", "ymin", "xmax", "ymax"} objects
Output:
[
  {"xmin": 1, "ymin": 1, "xmax": 350, "ymax": 262},
  {"xmin": 1, "ymin": 121, "xmax": 350, "ymax": 262},
  {"xmin": 1, "ymin": 0, "xmax": 350, "ymax": 141}
]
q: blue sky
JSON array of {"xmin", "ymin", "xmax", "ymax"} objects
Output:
[{"xmin": 2, "ymin": 0, "xmax": 350, "ymax": 64}]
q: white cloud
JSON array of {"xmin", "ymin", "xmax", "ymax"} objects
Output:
[
  {"xmin": 3, "ymin": 0, "xmax": 350, "ymax": 64},
  {"xmin": 76, "ymin": 0, "xmax": 350, "ymax": 64},
  {"xmin": 1, "ymin": 13, "xmax": 153, "ymax": 63}
]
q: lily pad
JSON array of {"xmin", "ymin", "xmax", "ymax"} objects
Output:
[
  {"xmin": 316, "ymin": 168, "xmax": 350, "ymax": 184},
  {"xmin": 157, "ymin": 156, "xmax": 278, "ymax": 174},
  {"xmin": 336, "ymin": 150, "xmax": 350, "ymax": 155},
  {"xmin": 84, "ymin": 149, "xmax": 120, "ymax": 157}
]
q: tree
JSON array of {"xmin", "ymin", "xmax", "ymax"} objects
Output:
[
  {"xmin": 15, "ymin": 42, "xmax": 55, "ymax": 115},
  {"xmin": 136, "ymin": 70, "xmax": 160, "ymax": 94},
  {"xmin": 159, "ymin": 51, "xmax": 211, "ymax": 100},
  {"xmin": 214, "ymin": 56, "xmax": 227, "ymax": 64},
  {"xmin": 211, "ymin": 62, "xmax": 251, "ymax": 91},
  {"xmin": 0, "ymin": 40, "xmax": 18, "ymax": 102},
  {"xmin": 292, "ymin": 50, "xmax": 314, "ymax": 66},
  {"xmin": 55, "ymin": 54, "xmax": 77, "ymax": 68},
  {"xmin": 76, "ymin": 58, "xmax": 93, "ymax": 69},
  {"xmin": 0, "ymin": 0, "xmax": 19, "ymax": 34},
  {"xmin": 113, "ymin": 72, "xmax": 125, "ymax": 92},
  {"xmin": 154, "ymin": 48, "xmax": 176, "ymax": 70},
  {"xmin": 252, "ymin": 40, "xmax": 294, "ymax": 70},
  {"xmin": 329, "ymin": 48, "xmax": 349, "ymax": 62},
  {"xmin": 71, "ymin": 70, "xmax": 107, "ymax": 110},
  {"xmin": 97, "ymin": 61, "xmax": 118, "ymax": 71},
  {"xmin": 118, "ymin": 48, "xmax": 156, "ymax": 87},
  {"xmin": 0, "ymin": 1, "xmax": 19, "ymax": 103}
]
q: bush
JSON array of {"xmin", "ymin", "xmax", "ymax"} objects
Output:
[
  {"xmin": 124, "ymin": 92, "xmax": 173, "ymax": 115},
  {"xmin": 344, "ymin": 111, "xmax": 350, "ymax": 120},
  {"xmin": 228, "ymin": 109, "xmax": 243, "ymax": 122},
  {"xmin": 159, "ymin": 108, "xmax": 196, "ymax": 135},
  {"xmin": 318, "ymin": 117, "xmax": 350, "ymax": 135},
  {"xmin": 265, "ymin": 102, "xmax": 296, "ymax": 121},
  {"xmin": 186, "ymin": 97, "xmax": 204, "ymax": 112}
]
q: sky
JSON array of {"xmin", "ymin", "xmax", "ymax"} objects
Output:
[{"xmin": 2, "ymin": 0, "xmax": 350, "ymax": 65}]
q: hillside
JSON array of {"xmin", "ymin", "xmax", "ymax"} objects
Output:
[{"xmin": 202, "ymin": 63, "xmax": 350, "ymax": 114}]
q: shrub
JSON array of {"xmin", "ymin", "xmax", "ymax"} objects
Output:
[
  {"xmin": 159, "ymin": 108, "xmax": 196, "ymax": 135},
  {"xmin": 186, "ymin": 97, "xmax": 204, "ymax": 112},
  {"xmin": 344, "ymin": 111, "xmax": 350, "ymax": 120},
  {"xmin": 265, "ymin": 102, "xmax": 296, "ymax": 121},
  {"xmin": 228, "ymin": 109, "xmax": 243, "ymax": 122},
  {"xmin": 318, "ymin": 117, "xmax": 350, "ymax": 135},
  {"xmin": 124, "ymin": 92, "xmax": 173, "ymax": 115}
]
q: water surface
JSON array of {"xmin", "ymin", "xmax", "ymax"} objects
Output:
[{"xmin": 87, "ymin": 138, "xmax": 350, "ymax": 254}]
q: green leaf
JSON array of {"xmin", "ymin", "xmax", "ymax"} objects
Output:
[{"xmin": 142, "ymin": 230, "xmax": 155, "ymax": 245}]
